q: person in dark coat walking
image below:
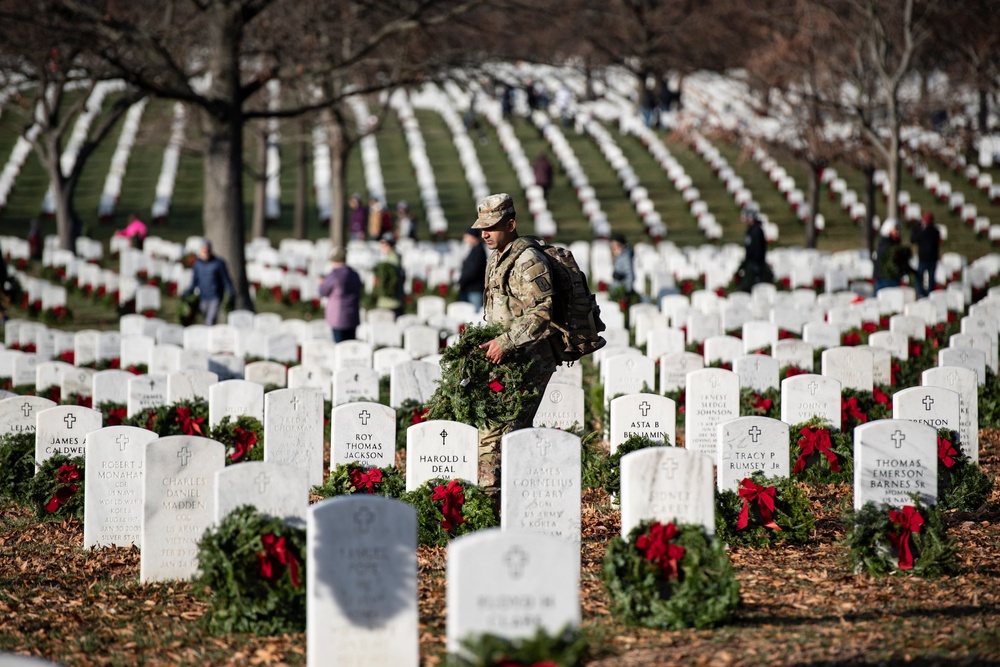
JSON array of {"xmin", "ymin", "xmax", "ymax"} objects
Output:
[
  {"xmin": 740, "ymin": 206, "xmax": 768, "ymax": 291},
  {"xmin": 911, "ymin": 211, "xmax": 941, "ymax": 296},
  {"xmin": 457, "ymin": 227, "xmax": 487, "ymax": 310},
  {"xmin": 182, "ymin": 239, "xmax": 235, "ymax": 326},
  {"xmin": 874, "ymin": 220, "xmax": 912, "ymax": 294}
]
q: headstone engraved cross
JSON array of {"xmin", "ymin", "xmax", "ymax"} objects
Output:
[
  {"xmin": 178, "ymin": 446, "xmax": 191, "ymax": 466},
  {"xmin": 255, "ymin": 473, "xmax": 270, "ymax": 493},
  {"xmin": 504, "ymin": 546, "xmax": 528, "ymax": 578},
  {"xmin": 748, "ymin": 426, "xmax": 762, "ymax": 443},
  {"xmin": 661, "ymin": 458, "xmax": 679, "ymax": 479},
  {"xmin": 440, "ymin": 430, "xmax": 448, "ymax": 446},
  {"xmin": 354, "ymin": 505, "xmax": 375, "ymax": 534},
  {"xmin": 359, "ymin": 410, "xmax": 371, "ymax": 425},
  {"xmin": 892, "ymin": 430, "xmax": 906, "ymax": 449},
  {"xmin": 64, "ymin": 413, "xmax": 76, "ymax": 429},
  {"xmin": 923, "ymin": 396, "xmax": 934, "ymax": 410},
  {"xmin": 639, "ymin": 401, "xmax": 650, "ymax": 416},
  {"xmin": 117, "ymin": 434, "xmax": 130, "ymax": 451},
  {"xmin": 22, "ymin": 402, "xmax": 32, "ymax": 417},
  {"xmin": 809, "ymin": 381, "xmax": 818, "ymax": 395},
  {"xmin": 291, "ymin": 394, "xmax": 301, "ymax": 411}
]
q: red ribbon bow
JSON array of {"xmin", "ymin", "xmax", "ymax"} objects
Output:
[
  {"xmin": 937, "ymin": 437, "xmax": 957, "ymax": 469},
  {"xmin": 785, "ymin": 366, "xmax": 807, "ymax": 378},
  {"xmin": 175, "ymin": 407, "xmax": 204, "ymax": 436},
  {"xmin": 349, "ymin": 467, "xmax": 383, "ymax": 493},
  {"xmin": 736, "ymin": 478, "xmax": 782, "ymax": 531},
  {"xmin": 751, "ymin": 394, "xmax": 773, "ymax": 414},
  {"xmin": 635, "ymin": 521, "xmax": 686, "ymax": 580},
  {"xmin": 861, "ymin": 321, "xmax": 878, "ymax": 334},
  {"xmin": 229, "ymin": 426, "xmax": 258, "ymax": 463},
  {"xmin": 411, "ymin": 407, "xmax": 429, "ymax": 425},
  {"xmin": 431, "ymin": 480, "xmax": 467, "ymax": 532},
  {"xmin": 841, "ymin": 397, "xmax": 867, "ymax": 426},
  {"xmin": 258, "ymin": 533, "xmax": 301, "ymax": 587},
  {"xmin": 106, "ymin": 406, "xmax": 127, "ymax": 427},
  {"xmin": 873, "ymin": 387, "xmax": 891, "ymax": 407},
  {"xmin": 843, "ymin": 331, "xmax": 861, "ymax": 346},
  {"xmin": 489, "ymin": 379, "xmax": 505, "ymax": 393},
  {"xmin": 888, "ymin": 505, "xmax": 924, "ymax": 570},
  {"xmin": 794, "ymin": 426, "xmax": 840, "ymax": 474},
  {"xmin": 46, "ymin": 464, "xmax": 81, "ymax": 513}
]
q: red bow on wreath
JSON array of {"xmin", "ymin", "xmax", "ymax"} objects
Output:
[
  {"xmin": 350, "ymin": 467, "xmax": 383, "ymax": 493},
  {"xmin": 937, "ymin": 437, "xmax": 958, "ymax": 469},
  {"xmin": 175, "ymin": 407, "xmax": 204, "ymax": 436},
  {"xmin": 793, "ymin": 426, "xmax": 840, "ymax": 474},
  {"xmin": 751, "ymin": 393, "xmax": 773, "ymax": 414},
  {"xmin": 736, "ymin": 478, "xmax": 781, "ymax": 531},
  {"xmin": 229, "ymin": 426, "xmax": 258, "ymax": 463},
  {"xmin": 258, "ymin": 533, "xmax": 301, "ymax": 587},
  {"xmin": 636, "ymin": 521, "xmax": 685, "ymax": 580},
  {"xmin": 106, "ymin": 406, "xmax": 127, "ymax": 427},
  {"xmin": 888, "ymin": 505, "xmax": 924, "ymax": 570},
  {"xmin": 45, "ymin": 463, "xmax": 81, "ymax": 513},
  {"xmin": 841, "ymin": 397, "xmax": 867, "ymax": 426},
  {"xmin": 411, "ymin": 407, "xmax": 429, "ymax": 425},
  {"xmin": 432, "ymin": 480, "xmax": 467, "ymax": 531},
  {"xmin": 489, "ymin": 379, "xmax": 505, "ymax": 393},
  {"xmin": 873, "ymin": 386, "xmax": 891, "ymax": 408}
]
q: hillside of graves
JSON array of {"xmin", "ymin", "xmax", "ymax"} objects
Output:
[{"xmin": 3, "ymin": 252, "xmax": 1000, "ymax": 664}]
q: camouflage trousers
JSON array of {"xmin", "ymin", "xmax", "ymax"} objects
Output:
[{"xmin": 478, "ymin": 366, "xmax": 554, "ymax": 505}]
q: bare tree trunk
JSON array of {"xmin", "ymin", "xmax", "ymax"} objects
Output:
[
  {"xmin": 864, "ymin": 165, "xmax": 877, "ymax": 255},
  {"xmin": 328, "ymin": 115, "xmax": 346, "ymax": 246},
  {"xmin": 979, "ymin": 88, "xmax": 989, "ymax": 132},
  {"xmin": 201, "ymin": 108, "xmax": 253, "ymax": 311},
  {"xmin": 886, "ymin": 120, "xmax": 901, "ymax": 223},
  {"xmin": 251, "ymin": 129, "xmax": 267, "ymax": 240},
  {"xmin": 293, "ymin": 118, "xmax": 308, "ymax": 240},
  {"xmin": 805, "ymin": 161, "xmax": 821, "ymax": 249}
]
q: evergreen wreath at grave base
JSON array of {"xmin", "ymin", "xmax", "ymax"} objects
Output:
[
  {"xmin": 450, "ymin": 626, "xmax": 592, "ymax": 667},
  {"xmin": 661, "ymin": 388, "xmax": 685, "ymax": 428},
  {"xmin": 843, "ymin": 499, "xmax": 957, "ymax": 578},
  {"xmin": 603, "ymin": 434, "xmax": 672, "ymax": 500},
  {"xmin": 936, "ymin": 428, "xmax": 994, "ymax": 511},
  {"xmin": 578, "ymin": 429, "xmax": 608, "ymax": 491},
  {"xmin": 178, "ymin": 294, "xmax": 199, "ymax": 326},
  {"xmin": 739, "ymin": 387, "xmax": 780, "ymax": 419},
  {"xmin": 424, "ymin": 324, "xmax": 538, "ymax": 430},
  {"xmin": 602, "ymin": 521, "xmax": 740, "ymax": 630},
  {"xmin": 11, "ymin": 384, "xmax": 36, "ymax": 396},
  {"xmin": 714, "ymin": 471, "xmax": 814, "ymax": 548},
  {"xmin": 211, "ymin": 415, "xmax": 264, "ymax": 464},
  {"xmin": 401, "ymin": 478, "xmax": 498, "ymax": 547},
  {"xmin": 840, "ymin": 388, "xmax": 890, "ymax": 430},
  {"xmin": 788, "ymin": 418, "xmax": 853, "ymax": 485},
  {"xmin": 0, "ymin": 433, "xmax": 37, "ymax": 502},
  {"xmin": 25, "ymin": 454, "xmax": 85, "ymax": 519},
  {"xmin": 96, "ymin": 402, "xmax": 129, "ymax": 426},
  {"xmin": 314, "ymin": 462, "xmax": 406, "ymax": 499},
  {"xmin": 124, "ymin": 399, "xmax": 208, "ymax": 436},
  {"xmin": 397, "ymin": 398, "xmax": 430, "ymax": 452},
  {"xmin": 980, "ymin": 369, "xmax": 1000, "ymax": 427},
  {"xmin": 195, "ymin": 505, "xmax": 306, "ymax": 635}
]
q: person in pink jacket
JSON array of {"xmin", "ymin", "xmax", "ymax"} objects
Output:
[{"xmin": 318, "ymin": 246, "xmax": 362, "ymax": 342}]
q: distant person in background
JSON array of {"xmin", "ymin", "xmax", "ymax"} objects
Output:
[
  {"xmin": 182, "ymin": 239, "xmax": 235, "ymax": 326},
  {"xmin": 367, "ymin": 197, "xmax": 393, "ymax": 240},
  {"xmin": 911, "ymin": 211, "xmax": 941, "ymax": 297},
  {"xmin": 740, "ymin": 205, "xmax": 768, "ymax": 292},
  {"xmin": 376, "ymin": 233, "xmax": 406, "ymax": 317},
  {"xmin": 348, "ymin": 193, "xmax": 367, "ymax": 241},
  {"xmin": 609, "ymin": 233, "xmax": 634, "ymax": 295},
  {"xmin": 874, "ymin": 219, "xmax": 911, "ymax": 294},
  {"xmin": 113, "ymin": 213, "xmax": 148, "ymax": 247},
  {"xmin": 27, "ymin": 218, "xmax": 42, "ymax": 260},
  {"xmin": 319, "ymin": 246, "xmax": 362, "ymax": 342},
  {"xmin": 457, "ymin": 226, "xmax": 487, "ymax": 310},
  {"xmin": 533, "ymin": 152, "xmax": 553, "ymax": 196},
  {"xmin": 395, "ymin": 200, "xmax": 417, "ymax": 241}
]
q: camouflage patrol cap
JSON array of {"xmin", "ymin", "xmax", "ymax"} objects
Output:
[{"xmin": 472, "ymin": 193, "xmax": 516, "ymax": 229}]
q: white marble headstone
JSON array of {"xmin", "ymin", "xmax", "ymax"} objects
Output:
[
  {"xmin": 922, "ymin": 366, "xmax": 978, "ymax": 463},
  {"xmin": 264, "ymin": 388, "xmax": 326, "ymax": 487},
  {"xmin": 84, "ymin": 425, "xmax": 158, "ymax": 549},
  {"xmin": 780, "ymin": 373, "xmax": 842, "ymax": 429},
  {"xmin": 404, "ymin": 420, "xmax": 478, "ymax": 491},
  {"xmin": 684, "ymin": 368, "xmax": 739, "ymax": 457},
  {"xmin": 619, "ymin": 447, "xmax": 715, "ymax": 537},
  {"xmin": 533, "ymin": 382, "xmax": 585, "ymax": 430},
  {"xmin": 609, "ymin": 393, "xmax": 675, "ymax": 452},
  {"xmin": 717, "ymin": 416, "xmax": 790, "ymax": 492},
  {"xmin": 854, "ymin": 419, "xmax": 937, "ymax": 510},
  {"xmin": 0, "ymin": 395, "xmax": 56, "ymax": 435},
  {"xmin": 208, "ymin": 379, "xmax": 264, "ymax": 427},
  {"xmin": 331, "ymin": 401, "xmax": 396, "ymax": 470},
  {"xmin": 35, "ymin": 405, "xmax": 103, "ymax": 467},
  {"xmin": 332, "ymin": 366, "xmax": 380, "ymax": 406},
  {"xmin": 215, "ymin": 460, "xmax": 308, "ymax": 527}
]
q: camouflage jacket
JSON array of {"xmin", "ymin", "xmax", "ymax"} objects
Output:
[{"xmin": 484, "ymin": 236, "xmax": 554, "ymax": 354}]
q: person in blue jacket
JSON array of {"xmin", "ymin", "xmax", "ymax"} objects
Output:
[{"xmin": 182, "ymin": 239, "xmax": 234, "ymax": 326}]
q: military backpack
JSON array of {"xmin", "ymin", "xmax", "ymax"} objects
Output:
[{"xmin": 503, "ymin": 236, "xmax": 606, "ymax": 364}]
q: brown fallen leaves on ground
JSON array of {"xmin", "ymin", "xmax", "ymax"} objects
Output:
[{"xmin": 2, "ymin": 432, "xmax": 1000, "ymax": 666}]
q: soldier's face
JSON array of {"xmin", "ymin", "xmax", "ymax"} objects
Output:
[{"xmin": 480, "ymin": 219, "xmax": 516, "ymax": 251}]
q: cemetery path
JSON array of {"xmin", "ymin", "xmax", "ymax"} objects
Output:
[{"xmin": 2, "ymin": 433, "xmax": 1000, "ymax": 666}]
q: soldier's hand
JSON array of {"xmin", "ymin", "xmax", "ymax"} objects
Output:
[{"xmin": 479, "ymin": 339, "xmax": 505, "ymax": 364}]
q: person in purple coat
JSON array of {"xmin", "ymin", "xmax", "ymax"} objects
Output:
[
  {"xmin": 348, "ymin": 193, "xmax": 367, "ymax": 241},
  {"xmin": 319, "ymin": 246, "xmax": 362, "ymax": 342}
]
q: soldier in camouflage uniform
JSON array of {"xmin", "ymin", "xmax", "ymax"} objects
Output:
[{"xmin": 472, "ymin": 193, "xmax": 557, "ymax": 506}]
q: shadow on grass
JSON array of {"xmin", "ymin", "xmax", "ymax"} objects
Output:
[{"xmin": 733, "ymin": 603, "xmax": 1000, "ymax": 628}]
